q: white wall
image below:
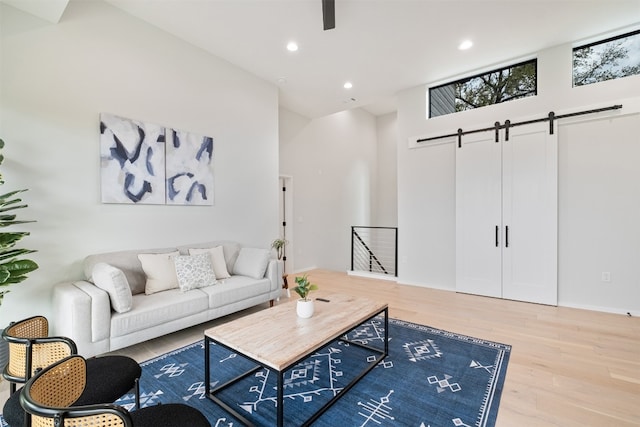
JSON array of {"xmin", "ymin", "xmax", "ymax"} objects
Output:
[
  {"xmin": 397, "ymin": 38, "xmax": 640, "ymax": 315},
  {"xmin": 279, "ymin": 107, "xmax": 378, "ymax": 272},
  {"xmin": 0, "ymin": 0, "xmax": 279, "ymax": 325},
  {"xmin": 557, "ymin": 109, "xmax": 640, "ymax": 313},
  {"xmin": 375, "ymin": 112, "xmax": 398, "ymax": 227}
]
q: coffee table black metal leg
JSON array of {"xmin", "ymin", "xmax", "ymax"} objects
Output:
[
  {"xmin": 384, "ymin": 307, "xmax": 389, "ymax": 354},
  {"xmin": 205, "ymin": 336, "xmax": 210, "ymax": 396},
  {"xmin": 205, "ymin": 306, "xmax": 388, "ymax": 426},
  {"xmin": 277, "ymin": 370, "xmax": 284, "ymax": 427}
]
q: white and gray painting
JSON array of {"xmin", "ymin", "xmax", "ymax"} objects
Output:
[
  {"xmin": 165, "ymin": 129, "xmax": 214, "ymax": 206},
  {"xmin": 100, "ymin": 113, "xmax": 214, "ymax": 205},
  {"xmin": 100, "ymin": 113, "xmax": 166, "ymax": 204}
]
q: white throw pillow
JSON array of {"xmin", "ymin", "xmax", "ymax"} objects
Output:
[
  {"xmin": 138, "ymin": 251, "xmax": 180, "ymax": 295},
  {"xmin": 92, "ymin": 263, "xmax": 133, "ymax": 313},
  {"xmin": 233, "ymin": 247, "xmax": 271, "ymax": 279},
  {"xmin": 189, "ymin": 246, "xmax": 231, "ymax": 279},
  {"xmin": 174, "ymin": 253, "xmax": 217, "ymax": 292}
]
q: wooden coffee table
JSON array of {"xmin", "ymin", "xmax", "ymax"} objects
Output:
[{"xmin": 204, "ymin": 293, "xmax": 388, "ymax": 426}]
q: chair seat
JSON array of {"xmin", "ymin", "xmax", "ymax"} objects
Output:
[
  {"xmin": 130, "ymin": 403, "xmax": 210, "ymax": 427},
  {"xmin": 4, "ymin": 400, "xmax": 210, "ymax": 427},
  {"xmin": 2, "ymin": 388, "xmax": 24, "ymax": 427},
  {"xmin": 2, "ymin": 355, "xmax": 141, "ymax": 427},
  {"xmin": 78, "ymin": 356, "xmax": 141, "ymax": 404}
]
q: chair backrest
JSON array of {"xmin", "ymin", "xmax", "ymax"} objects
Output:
[
  {"xmin": 21, "ymin": 355, "xmax": 131, "ymax": 427},
  {"xmin": 6, "ymin": 315, "xmax": 49, "ymax": 338},
  {"xmin": 28, "ymin": 355, "xmax": 86, "ymax": 408},
  {"xmin": 2, "ymin": 315, "xmax": 76, "ymax": 382}
]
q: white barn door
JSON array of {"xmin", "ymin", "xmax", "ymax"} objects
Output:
[
  {"xmin": 455, "ymin": 131, "xmax": 503, "ymax": 298},
  {"xmin": 456, "ymin": 122, "xmax": 558, "ymax": 305},
  {"xmin": 502, "ymin": 122, "xmax": 558, "ymax": 305}
]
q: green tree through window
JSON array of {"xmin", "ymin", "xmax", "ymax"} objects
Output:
[
  {"xmin": 573, "ymin": 30, "xmax": 640, "ymax": 86},
  {"xmin": 456, "ymin": 61, "xmax": 536, "ymax": 111},
  {"xmin": 429, "ymin": 59, "xmax": 537, "ymax": 118}
]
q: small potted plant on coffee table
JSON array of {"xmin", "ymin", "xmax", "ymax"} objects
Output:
[{"xmin": 293, "ymin": 274, "xmax": 318, "ymax": 318}]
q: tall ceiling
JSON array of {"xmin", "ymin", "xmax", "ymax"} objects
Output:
[{"xmin": 6, "ymin": 0, "xmax": 640, "ymax": 118}]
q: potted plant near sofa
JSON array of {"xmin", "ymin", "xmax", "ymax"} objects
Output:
[
  {"xmin": 293, "ymin": 274, "xmax": 318, "ymax": 318},
  {"xmin": 0, "ymin": 137, "xmax": 39, "ymax": 375},
  {"xmin": 271, "ymin": 238, "xmax": 289, "ymax": 294},
  {"xmin": 270, "ymin": 238, "xmax": 288, "ymax": 261}
]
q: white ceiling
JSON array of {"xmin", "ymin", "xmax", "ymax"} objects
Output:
[{"xmin": 6, "ymin": 0, "xmax": 640, "ymax": 118}]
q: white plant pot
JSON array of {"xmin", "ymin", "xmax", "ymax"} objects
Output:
[{"xmin": 296, "ymin": 299, "xmax": 314, "ymax": 318}]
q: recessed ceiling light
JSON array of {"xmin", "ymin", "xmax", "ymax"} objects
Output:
[
  {"xmin": 343, "ymin": 82, "xmax": 353, "ymax": 89},
  {"xmin": 286, "ymin": 41, "xmax": 299, "ymax": 52},
  {"xmin": 458, "ymin": 40, "xmax": 473, "ymax": 50}
]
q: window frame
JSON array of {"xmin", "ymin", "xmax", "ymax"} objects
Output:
[
  {"xmin": 572, "ymin": 28, "xmax": 640, "ymax": 87},
  {"xmin": 428, "ymin": 58, "xmax": 538, "ymax": 119}
]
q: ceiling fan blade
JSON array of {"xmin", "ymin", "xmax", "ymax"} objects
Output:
[{"xmin": 322, "ymin": 0, "xmax": 335, "ymax": 30}]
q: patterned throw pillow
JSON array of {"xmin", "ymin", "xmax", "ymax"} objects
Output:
[
  {"xmin": 174, "ymin": 252, "xmax": 217, "ymax": 292},
  {"xmin": 189, "ymin": 246, "xmax": 231, "ymax": 279}
]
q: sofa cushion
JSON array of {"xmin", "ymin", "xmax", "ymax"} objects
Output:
[
  {"xmin": 138, "ymin": 251, "xmax": 180, "ymax": 295},
  {"xmin": 188, "ymin": 246, "xmax": 230, "ymax": 279},
  {"xmin": 174, "ymin": 253, "xmax": 217, "ymax": 292},
  {"xmin": 110, "ymin": 289, "xmax": 208, "ymax": 337},
  {"xmin": 199, "ymin": 276, "xmax": 271, "ymax": 309},
  {"xmin": 84, "ymin": 247, "xmax": 177, "ymax": 295},
  {"xmin": 233, "ymin": 247, "xmax": 271, "ymax": 279},
  {"xmin": 178, "ymin": 241, "xmax": 240, "ymax": 275},
  {"xmin": 91, "ymin": 263, "xmax": 133, "ymax": 313}
]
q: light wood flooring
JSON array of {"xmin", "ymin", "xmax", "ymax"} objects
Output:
[{"xmin": 3, "ymin": 269, "xmax": 638, "ymax": 426}]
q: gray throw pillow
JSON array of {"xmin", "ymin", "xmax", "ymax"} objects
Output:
[
  {"xmin": 233, "ymin": 247, "xmax": 271, "ymax": 279},
  {"xmin": 92, "ymin": 263, "xmax": 133, "ymax": 313}
]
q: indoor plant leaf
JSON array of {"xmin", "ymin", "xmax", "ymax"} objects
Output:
[
  {"xmin": 0, "ymin": 259, "xmax": 38, "ymax": 286},
  {"xmin": 0, "ymin": 232, "xmax": 29, "ymax": 247},
  {"xmin": 0, "ymin": 267, "xmax": 10, "ymax": 283},
  {"xmin": 0, "ymin": 139, "xmax": 38, "ymax": 311},
  {"xmin": 0, "ymin": 248, "xmax": 37, "ymax": 262}
]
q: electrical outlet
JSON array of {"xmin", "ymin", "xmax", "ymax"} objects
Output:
[{"xmin": 601, "ymin": 272, "xmax": 611, "ymax": 282}]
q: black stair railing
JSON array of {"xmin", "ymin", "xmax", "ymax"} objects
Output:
[
  {"xmin": 354, "ymin": 231, "xmax": 387, "ymax": 274},
  {"xmin": 351, "ymin": 226, "xmax": 398, "ymax": 277}
]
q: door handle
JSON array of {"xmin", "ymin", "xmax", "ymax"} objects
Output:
[
  {"xmin": 495, "ymin": 225, "xmax": 499, "ymax": 247},
  {"xmin": 505, "ymin": 225, "xmax": 509, "ymax": 248}
]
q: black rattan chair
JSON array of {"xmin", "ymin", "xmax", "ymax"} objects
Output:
[
  {"xmin": 2, "ymin": 316, "xmax": 141, "ymax": 427},
  {"xmin": 20, "ymin": 355, "xmax": 210, "ymax": 427}
]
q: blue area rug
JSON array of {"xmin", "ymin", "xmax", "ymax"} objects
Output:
[
  {"xmin": 130, "ymin": 317, "xmax": 509, "ymax": 426},
  {"xmin": 0, "ymin": 318, "xmax": 510, "ymax": 427}
]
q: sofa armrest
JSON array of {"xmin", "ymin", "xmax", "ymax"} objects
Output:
[
  {"xmin": 264, "ymin": 259, "xmax": 284, "ymax": 291},
  {"xmin": 51, "ymin": 281, "xmax": 111, "ymax": 358}
]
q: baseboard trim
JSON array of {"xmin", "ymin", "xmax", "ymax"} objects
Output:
[
  {"xmin": 559, "ymin": 302, "xmax": 639, "ymax": 317},
  {"xmin": 289, "ymin": 266, "xmax": 318, "ymax": 275},
  {"xmin": 347, "ymin": 270, "xmax": 397, "ymax": 282},
  {"xmin": 396, "ymin": 279, "xmax": 455, "ymax": 292}
]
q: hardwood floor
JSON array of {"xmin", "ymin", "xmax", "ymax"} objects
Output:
[
  {"xmin": 2, "ymin": 269, "xmax": 638, "ymax": 426},
  {"xmin": 307, "ymin": 270, "xmax": 640, "ymax": 427}
]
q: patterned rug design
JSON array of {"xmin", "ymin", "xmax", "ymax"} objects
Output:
[{"xmin": 0, "ymin": 318, "xmax": 510, "ymax": 427}]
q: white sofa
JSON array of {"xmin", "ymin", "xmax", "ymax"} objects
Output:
[{"xmin": 52, "ymin": 241, "xmax": 282, "ymax": 358}]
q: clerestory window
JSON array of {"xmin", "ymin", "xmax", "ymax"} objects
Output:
[
  {"xmin": 573, "ymin": 29, "xmax": 640, "ymax": 87},
  {"xmin": 429, "ymin": 59, "xmax": 537, "ymax": 118}
]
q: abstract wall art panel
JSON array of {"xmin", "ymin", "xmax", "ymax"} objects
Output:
[
  {"xmin": 100, "ymin": 113, "xmax": 214, "ymax": 206},
  {"xmin": 165, "ymin": 129, "xmax": 214, "ymax": 206},
  {"xmin": 100, "ymin": 113, "xmax": 166, "ymax": 204}
]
